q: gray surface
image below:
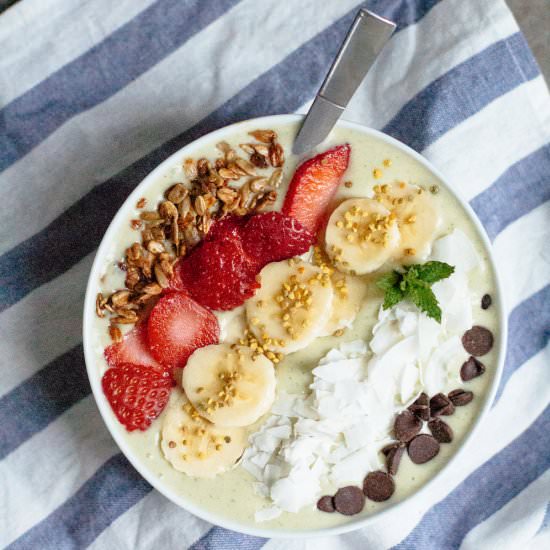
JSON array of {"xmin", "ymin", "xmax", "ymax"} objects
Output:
[{"xmin": 507, "ymin": 0, "xmax": 550, "ymax": 84}]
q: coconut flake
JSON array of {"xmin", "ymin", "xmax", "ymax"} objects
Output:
[
  {"xmin": 423, "ymin": 336, "xmax": 467, "ymax": 395},
  {"xmin": 330, "ymin": 446, "xmax": 381, "ymax": 485},
  {"xmin": 255, "ymin": 505, "xmax": 282, "ymax": 522},
  {"xmin": 312, "ymin": 357, "xmax": 363, "ymax": 382},
  {"xmin": 431, "ymin": 229, "xmax": 480, "ymax": 273}
]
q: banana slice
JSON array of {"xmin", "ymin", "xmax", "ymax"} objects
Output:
[
  {"xmin": 311, "ymin": 246, "xmax": 368, "ymax": 336},
  {"xmin": 323, "ymin": 272, "xmax": 368, "ymax": 335},
  {"xmin": 325, "ymin": 198, "xmax": 401, "ymax": 274},
  {"xmin": 182, "ymin": 343, "xmax": 276, "ymax": 427},
  {"xmin": 161, "ymin": 390, "xmax": 246, "ymax": 478},
  {"xmin": 245, "ymin": 259, "xmax": 334, "ymax": 353},
  {"xmin": 376, "ymin": 182, "xmax": 441, "ymax": 261}
]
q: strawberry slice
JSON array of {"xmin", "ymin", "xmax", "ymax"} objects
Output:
[
  {"xmin": 282, "ymin": 144, "xmax": 351, "ymax": 234},
  {"xmin": 169, "ymin": 212, "xmax": 314, "ymax": 310},
  {"xmin": 240, "ymin": 212, "xmax": 315, "ymax": 265},
  {"xmin": 171, "ymin": 238, "xmax": 259, "ymax": 310},
  {"xmin": 147, "ymin": 292, "xmax": 219, "ymax": 368},
  {"xmin": 206, "ymin": 214, "xmax": 248, "ymax": 243},
  {"xmin": 104, "ymin": 323, "xmax": 164, "ymax": 372},
  {"xmin": 102, "ymin": 363, "xmax": 174, "ymax": 432}
]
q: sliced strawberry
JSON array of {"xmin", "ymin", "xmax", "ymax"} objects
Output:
[
  {"xmin": 170, "ymin": 213, "xmax": 314, "ymax": 310},
  {"xmin": 102, "ymin": 363, "xmax": 174, "ymax": 432},
  {"xmin": 147, "ymin": 292, "xmax": 219, "ymax": 368},
  {"xmin": 206, "ymin": 214, "xmax": 248, "ymax": 242},
  {"xmin": 240, "ymin": 212, "xmax": 315, "ymax": 265},
  {"xmin": 282, "ymin": 144, "xmax": 351, "ymax": 234},
  {"xmin": 171, "ymin": 238, "xmax": 259, "ymax": 310},
  {"xmin": 104, "ymin": 323, "xmax": 164, "ymax": 372}
]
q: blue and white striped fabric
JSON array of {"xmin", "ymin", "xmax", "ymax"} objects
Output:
[{"xmin": 1, "ymin": 0, "xmax": 549, "ymax": 548}]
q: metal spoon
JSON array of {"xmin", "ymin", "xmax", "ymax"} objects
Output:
[{"xmin": 292, "ymin": 9, "xmax": 396, "ymax": 156}]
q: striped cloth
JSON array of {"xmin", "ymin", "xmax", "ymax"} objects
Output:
[{"xmin": 0, "ymin": 0, "xmax": 549, "ymax": 548}]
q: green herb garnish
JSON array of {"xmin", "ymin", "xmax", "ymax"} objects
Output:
[{"xmin": 376, "ymin": 261, "xmax": 455, "ymax": 322}]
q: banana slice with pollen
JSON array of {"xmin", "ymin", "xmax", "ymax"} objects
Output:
[
  {"xmin": 311, "ymin": 246, "xmax": 367, "ymax": 336},
  {"xmin": 325, "ymin": 198, "xmax": 401, "ymax": 274},
  {"xmin": 245, "ymin": 259, "xmax": 334, "ymax": 354},
  {"xmin": 324, "ymin": 272, "xmax": 367, "ymax": 335},
  {"xmin": 182, "ymin": 344, "xmax": 276, "ymax": 427},
  {"xmin": 161, "ymin": 391, "xmax": 246, "ymax": 478},
  {"xmin": 375, "ymin": 182, "xmax": 441, "ymax": 261}
]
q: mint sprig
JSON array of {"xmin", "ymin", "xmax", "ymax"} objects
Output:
[{"xmin": 376, "ymin": 261, "xmax": 454, "ymax": 322}]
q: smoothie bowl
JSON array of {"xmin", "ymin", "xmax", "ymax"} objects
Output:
[{"xmin": 83, "ymin": 115, "xmax": 506, "ymax": 537}]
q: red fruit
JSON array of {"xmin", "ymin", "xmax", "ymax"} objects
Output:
[
  {"xmin": 282, "ymin": 144, "xmax": 351, "ymax": 234},
  {"xmin": 104, "ymin": 323, "xmax": 164, "ymax": 372},
  {"xmin": 172, "ymin": 239, "xmax": 259, "ymax": 310},
  {"xmin": 147, "ymin": 292, "xmax": 219, "ymax": 367},
  {"xmin": 102, "ymin": 363, "xmax": 174, "ymax": 432},
  {"xmin": 240, "ymin": 212, "xmax": 315, "ymax": 265},
  {"xmin": 206, "ymin": 215, "xmax": 248, "ymax": 242}
]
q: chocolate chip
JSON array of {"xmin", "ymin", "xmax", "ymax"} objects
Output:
[
  {"xmin": 460, "ymin": 356, "xmax": 486, "ymax": 381},
  {"xmin": 430, "ymin": 393, "xmax": 455, "ymax": 417},
  {"xmin": 317, "ymin": 495, "xmax": 335, "ymax": 513},
  {"xmin": 408, "ymin": 392, "xmax": 430, "ymax": 421},
  {"xmin": 363, "ymin": 471, "xmax": 395, "ymax": 502},
  {"xmin": 481, "ymin": 294, "xmax": 492, "ymax": 309},
  {"xmin": 462, "ymin": 326, "xmax": 494, "ymax": 356},
  {"xmin": 394, "ymin": 410, "xmax": 422, "ymax": 442},
  {"xmin": 386, "ymin": 445, "xmax": 405, "ymax": 475},
  {"xmin": 381, "ymin": 442, "xmax": 401, "ymax": 456},
  {"xmin": 411, "ymin": 392, "xmax": 428, "ymax": 407},
  {"xmin": 333, "ymin": 486, "xmax": 365, "ymax": 516},
  {"xmin": 428, "ymin": 418, "xmax": 454, "ymax": 443},
  {"xmin": 448, "ymin": 388, "xmax": 474, "ymax": 406},
  {"xmin": 408, "ymin": 434, "xmax": 440, "ymax": 464}
]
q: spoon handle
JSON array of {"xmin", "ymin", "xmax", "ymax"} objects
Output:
[{"xmin": 293, "ymin": 10, "xmax": 396, "ymax": 155}]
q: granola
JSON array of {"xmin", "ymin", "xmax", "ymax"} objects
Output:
[{"xmin": 98, "ymin": 129, "xmax": 285, "ymax": 338}]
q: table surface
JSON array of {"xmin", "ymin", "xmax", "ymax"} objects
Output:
[{"xmin": 506, "ymin": 0, "xmax": 550, "ymax": 84}]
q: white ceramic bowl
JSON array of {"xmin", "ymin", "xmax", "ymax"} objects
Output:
[{"xmin": 83, "ymin": 114, "xmax": 507, "ymax": 538}]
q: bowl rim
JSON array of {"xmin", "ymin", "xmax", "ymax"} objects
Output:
[{"xmin": 83, "ymin": 113, "xmax": 507, "ymax": 539}]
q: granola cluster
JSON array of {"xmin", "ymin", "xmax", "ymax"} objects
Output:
[{"xmin": 96, "ymin": 129, "xmax": 286, "ymax": 340}]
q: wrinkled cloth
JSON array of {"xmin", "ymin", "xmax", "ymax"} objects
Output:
[{"xmin": 0, "ymin": 0, "xmax": 549, "ymax": 548}]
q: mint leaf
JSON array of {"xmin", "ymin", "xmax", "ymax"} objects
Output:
[
  {"xmin": 382, "ymin": 285, "xmax": 405, "ymax": 310},
  {"xmin": 376, "ymin": 271, "xmax": 400, "ymax": 291},
  {"xmin": 375, "ymin": 260, "xmax": 454, "ymax": 322},
  {"xmin": 414, "ymin": 261, "xmax": 454, "ymax": 284},
  {"xmin": 407, "ymin": 282, "xmax": 442, "ymax": 322}
]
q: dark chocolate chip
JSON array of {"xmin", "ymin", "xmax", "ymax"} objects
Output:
[
  {"xmin": 430, "ymin": 393, "xmax": 455, "ymax": 417},
  {"xmin": 428, "ymin": 418, "xmax": 454, "ymax": 443},
  {"xmin": 386, "ymin": 445, "xmax": 405, "ymax": 475},
  {"xmin": 381, "ymin": 442, "xmax": 401, "ymax": 456},
  {"xmin": 408, "ymin": 392, "xmax": 430, "ymax": 421},
  {"xmin": 408, "ymin": 434, "xmax": 440, "ymax": 464},
  {"xmin": 317, "ymin": 495, "xmax": 335, "ymax": 513},
  {"xmin": 462, "ymin": 326, "xmax": 494, "ymax": 356},
  {"xmin": 481, "ymin": 294, "xmax": 492, "ymax": 310},
  {"xmin": 448, "ymin": 388, "xmax": 474, "ymax": 406},
  {"xmin": 460, "ymin": 356, "xmax": 486, "ymax": 381},
  {"xmin": 394, "ymin": 410, "xmax": 422, "ymax": 442},
  {"xmin": 363, "ymin": 471, "xmax": 395, "ymax": 502},
  {"xmin": 411, "ymin": 392, "xmax": 428, "ymax": 407},
  {"xmin": 333, "ymin": 486, "xmax": 365, "ymax": 516}
]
